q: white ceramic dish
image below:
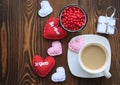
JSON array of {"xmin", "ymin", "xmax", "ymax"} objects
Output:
[{"xmin": 67, "ymin": 34, "xmax": 111, "ymax": 78}]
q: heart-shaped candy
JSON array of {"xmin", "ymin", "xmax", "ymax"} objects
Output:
[
  {"xmin": 51, "ymin": 67, "xmax": 66, "ymax": 82},
  {"xmin": 32, "ymin": 55, "xmax": 55, "ymax": 77},
  {"xmin": 68, "ymin": 37, "xmax": 85, "ymax": 53},
  {"xmin": 47, "ymin": 41, "xmax": 62, "ymax": 56},
  {"xmin": 43, "ymin": 17, "xmax": 67, "ymax": 40},
  {"xmin": 38, "ymin": 1, "xmax": 53, "ymax": 17}
]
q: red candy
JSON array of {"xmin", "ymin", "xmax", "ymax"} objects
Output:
[{"xmin": 60, "ymin": 6, "xmax": 86, "ymax": 32}]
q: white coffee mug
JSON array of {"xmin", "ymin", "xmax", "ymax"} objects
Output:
[{"xmin": 78, "ymin": 43, "xmax": 112, "ymax": 79}]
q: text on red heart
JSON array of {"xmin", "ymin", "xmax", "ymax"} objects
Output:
[
  {"xmin": 35, "ymin": 61, "xmax": 49, "ymax": 67},
  {"xmin": 49, "ymin": 22, "xmax": 60, "ymax": 35}
]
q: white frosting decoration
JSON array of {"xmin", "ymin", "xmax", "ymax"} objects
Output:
[{"xmin": 38, "ymin": 1, "xmax": 53, "ymax": 17}]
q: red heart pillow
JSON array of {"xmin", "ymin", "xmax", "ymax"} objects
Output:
[
  {"xmin": 43, "ymin": 17, "xmax": 67, "ymax": 40},
  {"xmin": 32, "ymin": 55, "xmax": 55, "ymax": 77}
]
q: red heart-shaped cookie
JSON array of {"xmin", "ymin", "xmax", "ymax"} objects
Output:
[
  {"xmin": 43, "ymin": 17, "xmax": 67, "ymax": 40},
  {"xmin": 32, "ymin": 55, "xmax": 55, "ymax": 77}
]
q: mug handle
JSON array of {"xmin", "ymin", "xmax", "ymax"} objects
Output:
[{"xmin": 103, "ymin": 70, "xmax": 112, "ymax": 79}]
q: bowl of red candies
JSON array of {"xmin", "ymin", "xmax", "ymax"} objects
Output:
[{"xmin": 59, "ymin": 4, "xmax": 87, "ymax": 32}]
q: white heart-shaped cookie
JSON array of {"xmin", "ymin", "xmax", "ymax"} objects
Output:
[
  {"xmin": 38, "ymin": 1, "xmax": 53, "ymax": 17},
  {"xmin": 51, "ymin": 67, "xmax": 66, "ymax": 82}
]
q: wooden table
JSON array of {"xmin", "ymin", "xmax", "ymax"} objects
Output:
[{"xmin": 0, "ymin": 0, "xmax": 120, "ymax": 85}]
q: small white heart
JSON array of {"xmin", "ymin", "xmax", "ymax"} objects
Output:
[
  {"xmin": 51, "ymin": 67, "xmax": 66, "ymax": 82},
  {"xmin": 38, "ymin": 1, "xmax": 53, "ymax": 17}
]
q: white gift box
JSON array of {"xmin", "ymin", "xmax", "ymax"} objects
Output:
[
  {"xmin": 97, "ymin": 16, "xmax": 116, "ymax": 35},
  {"xmin": 96, "ymin": 6, "xmax": 116, "ymax": 35}
]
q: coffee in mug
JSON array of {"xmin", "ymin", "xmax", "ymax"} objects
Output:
[{"xmin": 78, "ymin": 43, "xmax": 111, "ymax": 78}]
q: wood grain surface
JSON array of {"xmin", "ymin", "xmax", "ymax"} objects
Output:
[{"xmin": 0, "ymin": 0, "xmax": 120, "ymax": 85}]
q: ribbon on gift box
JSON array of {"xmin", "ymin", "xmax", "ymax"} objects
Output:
[{"xmin": 97, "ymin": 6, "xmax": 117, "ymax": 35}]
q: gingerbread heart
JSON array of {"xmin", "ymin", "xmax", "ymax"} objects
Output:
[
  {"xmin": 68, "ymin": 37, "xmax": 85, "ymax": 53},
  {"xmin": 47, "ymin": 41, "xmax": 62, "ymax": 56},
  {"xmin": 32, "ymin": 55, "xmax": 55, "ymax": 77},
  {"xmin": 43, "ymin": 17, "xmax": 67, "ymax": 40}
]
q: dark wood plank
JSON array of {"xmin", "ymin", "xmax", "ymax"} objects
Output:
[
  {"xmin": 17, "ymin": 0, "xmax": 41, "ymax": 85},
  {"xmin": 1, "ymin": 0, "xmax": 19, "ymax": 84}
]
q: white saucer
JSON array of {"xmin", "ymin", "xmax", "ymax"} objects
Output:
[{"xmin": 67, "ymin": 34, "xmax": 111, "ymax": 78}]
